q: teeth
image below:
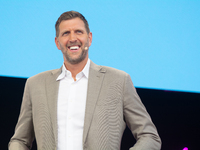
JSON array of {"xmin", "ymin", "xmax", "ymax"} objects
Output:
[{"xmin": 69, "ymin": 46, "xmax": 79, "ymax": 50}]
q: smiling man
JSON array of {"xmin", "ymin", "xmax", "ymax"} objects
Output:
[
  {"xmin": 55, "ymin": 16, "xmax": 92, "ymax": 80},
  {"xmin": 9, "ymin": 11, "xmax": 161, "ymax": 150}
]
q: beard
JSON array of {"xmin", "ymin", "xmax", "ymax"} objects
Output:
[
  {"xmin": 64, "ymin": 46, "xmax": 88, "ymax": 65},
  {"xmin": 59, "ymin": 41, "xmax": 88, "ymax": 65}
]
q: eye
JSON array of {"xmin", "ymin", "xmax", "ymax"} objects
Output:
[
  {"xmin": 62, "ymin": 31, "xmax": 69, "ymax": 36},
  {"xmin": 76, "ymin": 30, "xmax": 83, "ymax": 34}
]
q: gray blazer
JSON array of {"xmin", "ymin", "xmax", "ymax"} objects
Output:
[{"xmin": 9, "ymin": 61, "xmax": 161, "ymax": 150}]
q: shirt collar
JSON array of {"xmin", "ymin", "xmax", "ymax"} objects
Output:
[{"xmin": 56, "ymin": 59, "xmax": 90, "ymax": 81}]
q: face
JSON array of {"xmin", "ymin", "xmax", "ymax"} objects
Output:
[{"xmin": 55, "ymin": 17, "xmax": 92, "ymax": 65}]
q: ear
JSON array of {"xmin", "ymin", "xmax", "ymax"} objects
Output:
[
  {"xmin": 88, "ymin": 32, "xmax": 92, "ymax": 47},
  {"xmin": 55, "ymin": 37, "xmax": 61, "ymax": 50}
]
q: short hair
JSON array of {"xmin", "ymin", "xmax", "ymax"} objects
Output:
[{"xmin": 55, "ymin": 11, "xmax": 90, "ymax": 37}]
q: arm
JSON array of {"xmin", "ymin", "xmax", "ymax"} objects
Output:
[
  {"xmin": 8, "ymin": 79, "xmax": 35, "ymax": 150},
  {"xmin": 123, "ymin": 74, "xmax": 161, "ymax": 150}
]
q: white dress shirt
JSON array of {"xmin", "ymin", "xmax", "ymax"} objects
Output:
[{"xmin": 56, "ymin": 59, "xmax": 90, "ymax": 150}]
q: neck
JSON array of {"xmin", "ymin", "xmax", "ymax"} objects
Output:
[{"xmin": 64, "ymin": 57, "xmax": 88, "ymax": 81}]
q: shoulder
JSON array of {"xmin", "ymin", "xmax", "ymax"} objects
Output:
[
  {"xmin": 26, "ymin": 68, "xmax": 61, "ymax": 84},
  {"xmin": 91, "ymin": 61, "xmax": 129, "ymax": 77},
  {"xmin": 103, "ymin": 66, "xmax": 128, "ymax": 76}
]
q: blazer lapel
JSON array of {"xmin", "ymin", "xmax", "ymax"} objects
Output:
[
  {"xmin": 45, "ymin": 68, "xmax": 61, "ymax": 147},
  {"xmin": 83, "ymin": 61, "xmax": 106, "ymax": 143},
  {"xmin": 43, "ymin": 63, "xmax": 106, "ymax": 146}
]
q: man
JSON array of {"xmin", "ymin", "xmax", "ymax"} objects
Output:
[{"xmin": 9, "ymin": 11, "xmax": 161, "ymax": 150}]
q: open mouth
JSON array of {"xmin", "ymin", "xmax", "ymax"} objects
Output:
[{"xmin": 68, "ymin": 46, "xmax": 80, "ymax": 51}]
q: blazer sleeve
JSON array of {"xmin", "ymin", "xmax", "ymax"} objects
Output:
[
  {"xmin": 8, "ymin": 79, "xmax": 35, "ymax": 150},
  {"xmin": 123, "ymin": 74, "xmax": 161, "ymax": 150}
]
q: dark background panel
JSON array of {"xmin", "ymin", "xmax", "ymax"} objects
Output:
[
  {"xmin": 136, "ymin": 88, "xmax": 200, "ymax": 150},
  {"xmin": 1, "ymin": 76, "xmax": 199, "ymax": 150}
]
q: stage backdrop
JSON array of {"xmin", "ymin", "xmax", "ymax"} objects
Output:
[{"xmin": 0, "ymin": 0, "xmax": 200, "ymax": 93}]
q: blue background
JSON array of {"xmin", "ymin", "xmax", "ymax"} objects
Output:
[{"xmin": 0, "ymin": 0, "xmax": 200, "ymax": 93}]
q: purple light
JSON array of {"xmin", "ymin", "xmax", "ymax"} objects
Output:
[{"xmin": 183, "ymin": 147, "xmax": 188, "ymax": 150}]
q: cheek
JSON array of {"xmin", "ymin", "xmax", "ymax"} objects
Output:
[
  {"xmin": 83, "ymin": 38, "xmax": 90, "ymax": 46},
  {"xmin": 61, "ymin": 39, "xmax": 68, "ymax": 45},
  {"xmin": 59, "ymin": 37, "xmax": 69, "ymax": 44},
  {"xmin": 61, "ymin": 41, "xmax": 69, "ymax": 49}
]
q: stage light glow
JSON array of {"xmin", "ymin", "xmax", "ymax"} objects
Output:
[{"xmin": 183, "ymin": 147, "xmax": 188, "ymax": 150}]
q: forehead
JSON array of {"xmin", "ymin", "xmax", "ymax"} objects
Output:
[{"xmin": 59, "ymin": 17, "xmax": 86, "ymax": 31}]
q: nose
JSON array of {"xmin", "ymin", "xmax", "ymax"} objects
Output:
[{"xmin": 69, "ymin": 32, "xmax": 77, "ymax": 43}]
